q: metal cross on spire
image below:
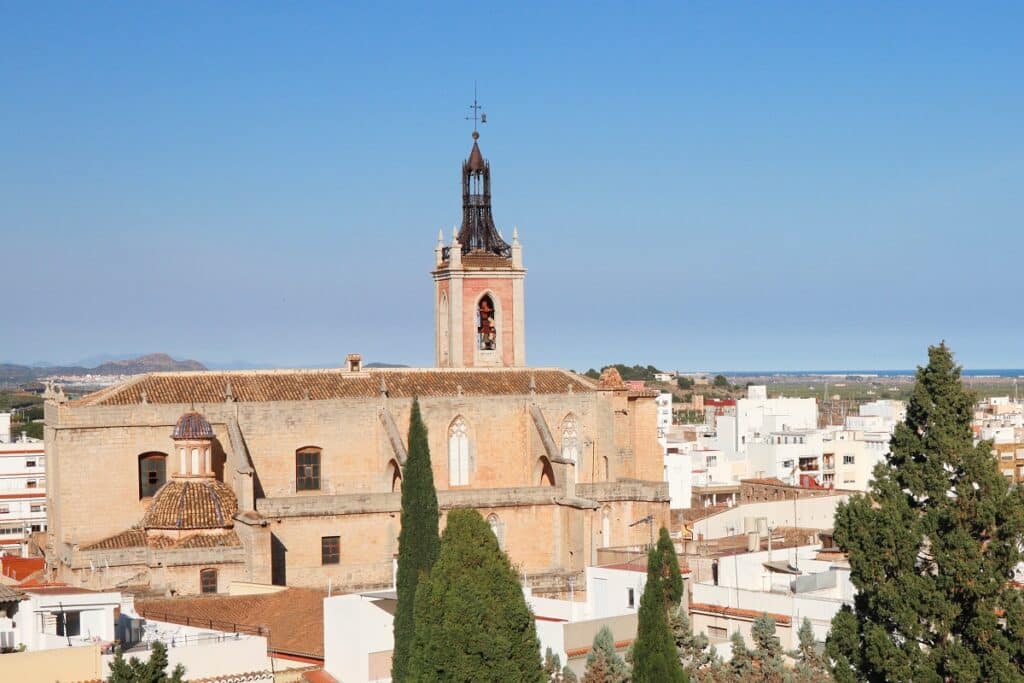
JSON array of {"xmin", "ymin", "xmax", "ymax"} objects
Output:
[{"xmin": 465, "ymin": 82, "xmax": 487, "ymax": 134}]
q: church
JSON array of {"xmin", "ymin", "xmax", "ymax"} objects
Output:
[{"xmin": 42, "ymin": 133, "xmax": 670, "ymax": 596}]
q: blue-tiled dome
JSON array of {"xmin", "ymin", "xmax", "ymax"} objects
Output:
[{"xmin": 171, "ymin": 411, "xmax": 214, "ymax": 440}]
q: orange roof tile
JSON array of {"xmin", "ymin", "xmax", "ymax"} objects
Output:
[
  {"xmin": 137, "ymin": 588, "xmax": 326, "ymax": 659},
  {"xmin": 689, "ymin": 602, "xmax": 791, "ymax": 625},
  {"xmin": 142, "ymin": 479, "xmax": 238, "ymax": 530},
  {"xmin": 72, "ymin": 368, "xmax": 596, "ymax": 406}
]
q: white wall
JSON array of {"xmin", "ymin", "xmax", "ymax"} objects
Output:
[
  {"xmin": 664, "ymin": 452, "xmax": 693, "ymax": 509},
  {"xmin": 586, "ymin": 566, "xmax": 646, "ymax": 618},
  {"xmin": 689, "ymin": 496, "xmax": 849, "ymax": 540},
  {"xmin": 324, "ymin": 594, "xmax": 395, "ymax": 683}
]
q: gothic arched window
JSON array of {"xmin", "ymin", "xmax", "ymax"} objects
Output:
[
  {"xmin": 487, "ymin": 514, "xmax": 505, "ymax": 550},
  {"xmin": 477, "ymin": 295, "xmax": 496, "ymax": 351},
  {"xmin": 448, "ymin": 417, "xmax": 470, "ymax": 486},
  {"xmin": 561, "ymin": 414, "xmax": 580, "ymax": 464}
]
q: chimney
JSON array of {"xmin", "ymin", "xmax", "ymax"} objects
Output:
[{"xmin": 346, "ymin": 353, "xmax": 363, "ymax": 373}]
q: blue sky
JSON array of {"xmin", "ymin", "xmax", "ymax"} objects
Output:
[{"xmin": 2, "ymin": 3, "xmax": 1021, "ymax": 371}]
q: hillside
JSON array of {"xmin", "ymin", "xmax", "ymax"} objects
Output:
[
  {"xmin": 0, "ymin": 353, "xmax": 207, "ymax": 387},
  {"xmin": 92, "ymin": 353, "xmax": 206, "ymax": 374}
]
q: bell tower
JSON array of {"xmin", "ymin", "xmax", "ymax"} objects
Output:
[{"xmin": 433, "ymin": 131, "xmax": 526, "ymax": 368}]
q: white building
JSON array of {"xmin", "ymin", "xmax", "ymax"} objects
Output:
[
  {"xmin": 0, "ymin": 431, "xmax": 47, "ymax": 556},
  {"xmin": 0, "ymin": 586, "xmax": 119, "ymax": 652},
  {"xmin": 690, "ymin": 543, "xmax": 852, "ymax": 658},
  {"xmin": 323, "ymin": 561, "xmax": 690, "ymax": 682},
  {"xmin": 655, "ymin": 392, "xmax": 673, "ymax": 441}
]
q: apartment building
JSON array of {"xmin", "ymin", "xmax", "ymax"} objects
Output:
[{"xmin": 0, "ymin": 414, "xmax": 47, "ymax": 556}]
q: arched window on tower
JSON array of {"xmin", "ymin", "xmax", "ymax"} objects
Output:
[
  {"xmin": 448, "ymin": 417, "xmax": 470, "ymax": 486},
  {"xmin": 561, "ymin": 414, "xmax": 580, "ymax": 464},
  {"xmin": 477, "ymin": 294, "xmax": 496, "ymax": 351},
  {"xmin": 138, "ymin": 452, "xmax": 167, "ymax": 498}
]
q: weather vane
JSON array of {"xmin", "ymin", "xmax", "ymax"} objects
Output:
[{"xmin": 465, "ymin": 82, "xmax": 487, "ymax": 137}]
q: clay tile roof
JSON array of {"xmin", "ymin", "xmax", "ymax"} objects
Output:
[
  {"xmin": 80, "ymin": 528, "xmax": 241, "ymax": 551},
  {"xmin": 81, "ymin": 529, "xmax": 147, "ymax": 551},
  {"xmin": 0, "ymin": 583, "xmax": 24, "ymax": 601},
  {"xmin": 565, "ymin": 639, "xmax": 634, "ymax": 659},
  {"xmin": 71, "ymin": 368, "xmax": 595, "ymax": 406},
  {"xmin": 137, "ymin": 587, "xmax": 326, "ymax": 659},
  {"xmin": 689, "ymin": 602, "xmax": 792, "ymax": 625},
  {"xmin": 172, "ymin": 411, "xmax": 215, "ymax": 440},
  {"xmin": 142, "ymin": 479, "xmax": 238, "ymax": 531},
  {"xmin": 467, "ymin": 141, "xmax": 485, "ymax": 171}
]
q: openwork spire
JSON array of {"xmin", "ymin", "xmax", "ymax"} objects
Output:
[{"xmin": 454, "ymin": 132, "xmax": 511, "ymax": 258}]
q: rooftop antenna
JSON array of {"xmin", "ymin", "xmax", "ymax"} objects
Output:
[{"xmin": 465, "ymin": 82, "xmax": 487, "ymax": 136}]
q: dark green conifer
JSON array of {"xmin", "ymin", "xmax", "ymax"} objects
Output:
[
  {"xmin": 392, "ymin": 397, "xmax": 440, "ymax": 682},
  {"xmin": 827, "ymin": 343, "xmax": 1024, "ymax": 681},
  {"xmin": 408, "ymin": 508, "xmax": 543, "ymax": 681},
  {"xmin": 631, "ymin": 546, "xmax": 687, "ymax": 682},
  {"xmin": 654, "ymin": 526, "xmax": 684, "ymax": 607}
]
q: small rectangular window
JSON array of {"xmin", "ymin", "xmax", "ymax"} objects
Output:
[
  {"xmin": 322, "ymin": 536, "xmax": 340, "ymax": 565},
  {"xmin": 31, "ymin": 524, "xmax": 43, "ymax": 532},
  {"xmin": 56, "ymin": 611, "xmax": 81, "ymax": 637},
  {"xmin": 0, "ymin": 506, "xmax": 8, "ymax": 514},
  {"xmin": 26, "ymin": 460, "xmax": 36, "ymax": 468},
  {"xmin": 200, "ymin": 569, "xmax": 218, "ymax": 594},
  {"xmin": 843, "ymin": 455, "xmax": 855, "ymax": 465},
  {"xmin": 708, "ymin": 625, "xmax": 728, "ymax": 640},
  {"xmin": 26, "ymin": 480, "xmax": 37, "ymax": 488},
  {"xmin": 30, "ymin": 504, "xmax": 43, "ymax": 513},
  {"xmin": 626, "ymin": 587, "xmax": 635, "ymax": 609},
  {"xmin": 296, "ymin": 450, "xmax": 322, "ymax": 491}
]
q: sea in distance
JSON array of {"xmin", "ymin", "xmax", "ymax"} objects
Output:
[{"xmin": 722, "ymin": 369, "xmax": 1024, "ymax": 378}]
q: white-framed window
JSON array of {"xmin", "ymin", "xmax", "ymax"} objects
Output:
[
  {"xmin": 0, "ymin": 506, "xmax": 9, "ymax": 514},
  {"xmin": 843, "ymin": 455, "xmax": 855, "ymax": 465},
  {"xmin": 626, "ymin": 587, "xmax": 635, "ymax": 609},
  {"xmin": 561, "ymin": 414, "xmax": 580, "ymax": 464},
  {"xmin": 448, "ymin": 417, "xmax": 470, "ymax": 486},
  {"xmin": 30, "ymin": 504, "xmax": 44, "ymax": 513},
  {"xmin": 25, "ymin": 459, "xmax": 36, "ymax": 468}
]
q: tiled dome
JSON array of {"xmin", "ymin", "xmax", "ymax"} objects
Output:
[
  {"xmin": 172, "ymin": 411, "xmax": 214, "ymax": 440},
  {"xmin": 142, "ymin": 479, "xmax": 237, "ymax": 530}
]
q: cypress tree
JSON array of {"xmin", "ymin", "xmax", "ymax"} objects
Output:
[
  {"xmin": 392, "ymin": 397, "xmax": 440, "ymax": 682},
  {"xmin": 631, "ymin": 546, "xmax": 687, "ymax": 682},
  {"xmin": 408, "ymin": 508, "xmax": 544, "ymax": 681},
  {"xmin": 654, "ymin": 526, "xmax": 684, "ymax": 607},
  {"xmin": 828, "ymin": 343, "xmax": 1024, "ymax": 681}
]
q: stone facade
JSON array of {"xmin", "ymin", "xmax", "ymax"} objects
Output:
[{"xmin": 45, "ymin": 369, "xmax": 669, "ymax": 594}]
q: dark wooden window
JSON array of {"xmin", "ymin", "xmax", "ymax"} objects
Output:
[
  {"xmin": 296, "ymin": 448, "xmax": 321, "ymax": 491},
  {"xmin": 139, "ymin": 452, "xmax": 167, "ymax": 498},
  {"xmin": 321, "ymin": 536, "xmax": 340, "ymax": 565},
  {"xmin": 57, "ymin": 611, "xmax": 81, "ymax": 637},
  {"xmin": 200, "ymin": 568, "xmax": 218, "ymax": 594}
]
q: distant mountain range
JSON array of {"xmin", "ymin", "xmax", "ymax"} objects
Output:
[{"xmin": 0, "ymin": 353, "xmax": 206, "ymax": 386}]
